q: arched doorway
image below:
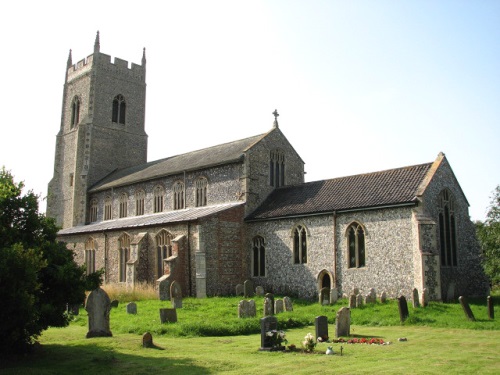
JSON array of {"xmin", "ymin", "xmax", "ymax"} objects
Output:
[{"xmin": 317, "ymin": 269, "xmax": 333, "ymax": 291}]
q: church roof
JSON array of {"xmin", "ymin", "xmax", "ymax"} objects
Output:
[
  {"xmin": 58, "ymin": 202, "xmax": 244, "ymax": 235},
  {"xmin": 246, "ymin": 162, "xmax": 433, "ymax": 221},
  {"xmin": 89, "ymin": 132, "xmax": 268, "ymax": 192}
]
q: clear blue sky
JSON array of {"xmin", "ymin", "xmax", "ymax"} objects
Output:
[{"xmin": 1, "ymin": 0, "xmax": 498, "ymax": 221}]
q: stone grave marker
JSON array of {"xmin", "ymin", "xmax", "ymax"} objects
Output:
[
  {"xmin": 412, "ymin": 288, "xmax": 420, "ymax": 308},
  {"xmin": 315, "ymin": 315, "xmax": 329, "ymax": 341},
  {"xmin": 159, "ymin": 277, "xmax": 171, "ymax": 301},
  {"xmin": 397, "ymin": 296, "xmax": 409, "ymax": 322},
  {"xmin": 142, "ymin": 332, "xmax": 153, "ymax": 348},
  {"xmin": 458, "ymin": 296, "xmax": 476, "ymax": 321},
  {"xmin": 127, "ymin": 302, "xmax": 137, "ymax": 314},
  {"xmin": 255, "ymin": 286, "xmax": 265, "ymax": 296},
  {"xmin": 235, "ymin": 284, "xmax": 244, "ymax": 296},
  {"xmin": 238, "ymin": 300, "xmax": 256, "ymax": 318},
  {"xmin": 349, "ymin": 294, "xmax": 356, "ymax": 309},
  {"xmin": 170, "ymin": 280, "xmax": 183, "ymax": 308},
  {"xmin": 265, "ymin": 293, "xmax": 274, "ymax": 314},
  {"xmin": 275, "ymin": 299, "xmax": 284, "ymax": 314},
  {"xmin": 244, "ymin": 279, "xmax": 255, "ymax": 298},
  {"xmin": 421, "ymin": 288, "xmax": 428, "ymax": 307},
  {"xmin": 446, "ymin": 282, "xmax": 455, "ymax": 302},
  {"xmin": 380, "ymin": 291, "xmax": 387, "ymax": 303},
  {"xmin": 248, "ymin": 299, "xmax": 256, "ymax": 317},
  {"xmin": 356, "ymin": 293, "xmax": 363, "ymax": 308},
  {"xmin": 335, "ymin": 307, "xmax": 350, "ymax": 338},
  {"xmin": 110, "ymin": 299, "xmax": 119, "ymax": 308},
  {"xmin": 263, "ymin": 297, "xmax": 273, "ymax": 316},
  {"xmin": 319, "ymin": 287, "xmax": 330, "ymax": 305},
  {"xmin": 159, "ymin": 308, "xmax": 177, "ymax": 323},
  {"xmin": 260, "ymin": 316, "xmax": 278, "ymax": 351},
  {"xmin": 364, "ymin": 294, "xmax": 371, "ymax": 304},
  {"xmin": 85, "ymin": 287, "xmax": 113, "ymax": 338},
  {"xmin": 369, "ymin": 288, "xmax": 376, "ymax": 303},
  {"xmin": 330, "ymin": 287, "xmax": 338, "ymax": 304},
  {"xmin": 351, "ymin": 287, "xmax": 360, "ymax": 295},
  {"xmin": 487, "ymin": 296, "xmax": 494, "ymax": 320},
  {"xmin": 283, "ymin": 296, "xmax": 293, "ymax": 311}
]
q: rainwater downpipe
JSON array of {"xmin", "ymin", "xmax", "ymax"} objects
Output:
[{"xmin": 333, "ymin": 211, "xmax": 337, "ymax": 289}]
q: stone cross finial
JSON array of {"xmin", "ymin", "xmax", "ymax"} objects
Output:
[{"xmin": 272, "ymin": 109, "xmax": 279, "ymax": 128}]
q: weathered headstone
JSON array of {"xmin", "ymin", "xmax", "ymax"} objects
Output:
[
  {"xmin": 319, "ymin": 287, "xmax": 330, "ymax": 305},
  {"xmin": 315, "ymin": 315, "xmax": 329, "ymax": 341},
  {"xmin": 421, "ymin": 288, "xmax": 428, "ymax": 307},
  {"xmin": 110, "ymin": 299, "xmax": 119, "ymax": 308},
  {"xmin": 159, "ymin": 308, "xmax": 177, "ymax": 323},
  {"xmin": 263, "ymin": 297, "xmax": 273, "ymax": 316},
  {"xmin": 487, "ymin": 296, "xmax": 494, "ymax": 320},
  {"xmin": 369, "ymin": 288, "xmax": 376, "ymax": 303},
  {"xmin": 244, "ymin": 279, "xmax": 255, "ymax": 298},
  {"xmin": 158, "ymin": 277, "xmax": 171, "ymax": 301},
  {"xmin": 412, "ymin": 288, "xmax": 420, "ymax": 308},
  {"xmin": 349, "ymin": 294, "xmax": 357, "ymax": 309},
  {"xmin": 330, "ymin": 288, "xmax": 338, "ymax": 304},
  {"xmin": 335, "ymin": 307, "xmax": 350, "ymax": 338},
  {"xmin": 265, "ymin": 293, "xmax": 274, "ymax": 314},
  {"xmin": 170, "ymin": 280, "xmax": 183, "ymax": 308},
  {"xmin": 397, "ymin": 296, "xmax": 409, "ymax": 322},
  {"xmin": 85, "ymin": 287, "xmax": 112, "ymax": 338},
  {"xmin": 255, "ymin": 286, "xmax": 265, "ymax": 296},
  {"xmin": 458, "ymin": 296, "xmax": 476, "ymax": 321},
  {"xmin": 364, "ymin": 294, "xmax": 371, "ymax": 304},
  {"xmin": 356, "ymin": 293, "xmax": 363, "ymax": 308},
  {"xmin": 351, "ymin": 287, "xmax": 359, "ymax": 295},
  {"xmin": 275, "ymin": 299, "xmax": 284, "ymax": 314},
  {"xmin": 238, "ymin": 299, "xmax": 256, "ymax": 318},
  {"xmin": 235, "ymin": 283, "xmax": 244, "ymax": 296},
  {"xmin": 142, "ymin": 332, "xmax": 153, "ymax": 348},
  {"xmin": 380, "ymin": 291, "xmax": 387, "ymax": 303},
  {"xmin": 260, "ymin": 316, "xmax": 278, "ymax": 350},
  {"xmin": 248, "ymin": 299, "xmax": 256, "ymax": 317},
  {"xmin": 283, "ymin": 296, "xmax": 293, "ymax": 311},
  {"xmin": 127, "ymin": 302, "xmax": 137, "ymax": 314}
]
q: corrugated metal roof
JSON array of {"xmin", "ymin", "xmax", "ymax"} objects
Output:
[{"xmin": 58, "ymin": 202, "xmax": 244, "ymax": 235}]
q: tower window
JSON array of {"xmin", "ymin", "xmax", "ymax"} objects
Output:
[
  {"xmin": 173, "ymin": 181, "xmax": 185, "ymax": 210},
  {"xmin": 439, "ymin": 189, "xmax": 458, "ymax": 267},
  {"xmin": 270, "ymin": 149, "xmax": 285, "ymax": 187},
  {"xmin": 112, "ymin": 94, "xmax": 126, "ymax": 125},
  {"xmin": 71, "ymin": 96, "xmax": 80, "ymax": 128}
]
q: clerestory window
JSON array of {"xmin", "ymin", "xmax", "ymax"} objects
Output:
[
  {"xmin": 153, "ymin": 186, "xmax": 164, "ymax": 213},
  {"xmin": 89, "ymin": 198, "xmax": 98, "ymax": 223},
  {"xmin": 135, "ymin": 189, "xmax": 145, "ymax": 216},
  {"xmin": 119, "ymin": 193, "xmax": 128, "ymax": 218},
  {"xmin": 173, "ymin": 181, "xmax": 185, "ymax": 210},
  {"xmin": 104, "ymin": 196, "xmax": 112, "ymax": 220},
  {"xmin": 195, "ymin": 177, "xmax": 208, "ymax": 207}
]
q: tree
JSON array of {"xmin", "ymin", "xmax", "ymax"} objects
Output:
[
  {"xmin": 0, "ymin": 167, "xmax": 99, "ymax": 355},
  {"xmin": 476, "ymin": 185, "xmax": 500, "ymax": 287}
]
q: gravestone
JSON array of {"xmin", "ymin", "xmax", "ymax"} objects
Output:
[
  {"xmin": 255, "ymin": 286, "xmax": 265, "ymax": 296},
  {"xmin": 330, "ymin": 287, "xmax": 338, "ymax": 304},
  {"xmin": 446, "ymin": 282, "xmax": 455, "ymax": 302},
  {"xmin": 263, "ymin": 297, "xmax": 273, "ymax": 316},
  {"xmin": 142, "ymin": 332, "xmax": 153, "ymax": 348},
  {"xmin": 85, "ymin": 287, "xmax": 112, "ymax": 338},
  {"xmin": 235, "ymin": 284, "xmax": 244, "ymax": 296},
  {"xmin": 238, "ymin": 300, "xmax": 256, "ymax": 318},
  {"xmin": 487, "ymin": 296, "xmax": 494, "ymax": 320},
  {"xmin": 349, "ymin": 294, "xmax": 357, "ymax": 309},
  {"xmin": 315, "ymin": 315, "xmax": 329, "ymax": 341},
  {"xmin": 356, "ymin": 293, "xmax": 363, "ymax": 308},
  {"xmin": 159, "ymin": 308, "xmax": 177, "ymax": 323},
  {"xmin": 351, "ymin": 287, "xmax": 360, "ymax": 295},
  {"xmin": 158, "ymin": 277, "xmax": 171, "ymax": 301},
  {"xmin": 421, "ymin": 288, "xmax": 429, "ymax": 307},
  {"xmin": 319, "ymin": 287, "xmax": 330, "ymax": 305},
  {"xmin": 259, "ymin": 316, "xmax": 278, "ymax": 350},
  {"xmin": 412, "ymin": 288, "xmax": 420, "ymax": 308},
  {"xmin": 283, "ymin": 296, "xmax": 293, "ymax": 311},
  {"xmin": 68, "ymin": 303, "xmax": 80, "ymax": 316},
  {"xmin": 335, "ymin": 307, "xmax": 350, "ymax": 338},
  {"xmin": 110, "ymin": 299, "xmax": 119, "ymax": 308},
  {"xmin": 369, "ymin": 288, "xmax": 376, "ymax": 303},
  {"xmin": 274, "ymin": 299, "xmax": 284, "ymax": 314},
  {"xmin": 170, "ymin": 280, "xmax": 183, "ymax": 308},
  {"xmin": 127, "ymin": 302, "xmax": 137, "ymax": 314},
  {"xmin": 397, "ymin": 296, "xmax": 409, "ymax": 322},
  {"xmin": 244, "ymin": 279, "xmax": 255, "ymax": 298},
  {"xmin": 380, "ymin": 291, "xmax": 387, "ymax": 303},
  {"xmin": 364, "ymin": 294, "xmax": 371, "ymax": 304},
  {"xmin": 248, "ymin": 299, "xmax": 256, "ymax": 317},
  {"xmin": 458, "ymin": 296, "xmax": 476, "ymax": 321},
  {"xmin": 265, "ymin": 293, "xmax": 274, "ymax": 314}
]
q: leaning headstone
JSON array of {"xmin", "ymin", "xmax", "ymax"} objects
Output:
[
  {"xmin": 274, "ymin": 299, "xmax": 284, "ymax": 314},
  {"xmin": 283, "ymin": 296, "xmax": 293, "ymax": 312},
  {"xmin": 319, "ymin": 287, "xmax": 330, "ymax": 305},
  {"xmin": 263, "ymin": 297, "xmax": 273, "ymax": 316},
  {"xmin": 142, "ymin": 332, "xmax": 153, "ymax": 348},
  {"xmin": 85, "ymin": 287, "xmax": 112, "ymax": 338},
  {"xmin": 335, "ymin": 307, "xmax": 350, "ymax": 338},
  {"xmin": 170, "ymin": 280, "xmax": 183, "ymax": 308},
  {"xmin": 315, "ymin": 315, "xmax": 329, "ymax": 341},
  {"xmin": 127, "ymin": 302, "xmax": 137, "ymax": 314},
  {"xmin": 110, "ymin": 299, "xmax": 119, "ymax": 308},
  {"xmin": 244, "ymin": 279, "xmax": 255, "ymax": 298},
  {"xmin": 487, "ymin": 296, "xmax": 494, "ymax": 320},
  {"xmin": 265, "ymin": 293, "xmax": 274, "ymax": 314},
  {"xmin": 158, "ymin": 277, "xmax": 171, "ymax": 301},
  {"xmin": 356, "ymin": 293, "xmax": 363, "ymax": 308},
  {"xmin": 260, "ymin": 316, "xmax": 278, "ymax": 351},
  {"xmin": 255, "ymin": 286, "xmax": 265, "ymax": 296},
  {"xmin": 458, "ymin": 296, "xmax": 476, "ymax": 321},
  {"xmin": 330, "ymin": 288, "xmax": 338, "ymax": 304},
  {"xmin": 235, "ymin": 284, "xmax": 244, "ymax": 296},
  {"xmin": 349, "ymin": 294, "xmax": 357, "ymax": 309},
  {"xmin": 238, "ymin": 300, "xmax": 256, "ymax": 318},
  {"xmin": 159, "ymin": 308, "xmax": 177, "ymax": 323},
  {"xmin": 397, "ymin": 296, "xmax": 409, "ymax": 322},
  {"xmin": 380, "ymin": 291, "xmax": 387, "ymax": 303},
  {"xmin": 421, "ymin": 288, "xmax": 429, "ymax": 307},
  {"xmin": 412, "ymin": 288, "xmax": 420, "ymax": 308}
]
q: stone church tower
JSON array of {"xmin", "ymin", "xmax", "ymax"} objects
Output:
[{"xmin": 47, "ymin": 32, "xmax": 148, "ymax": 228}]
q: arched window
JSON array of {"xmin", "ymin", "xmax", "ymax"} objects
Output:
[
  {"xmin": 155, "ymin": 230, "xmax": 172, "ymax": 278},
  {"xmin": 112, "ymin": 94, "xmax": 126, "ymax": 124},
  {"xmin": 135, "ymin": 189, "xmax": 145, "ymax": 216},
  {"xmin": 118, "ymin": 233, "xmax": 130, "ymax": 282},
  {"xmin": 252, "ymin": 236, "xmax": 266, "ymax": 277},
  {"xmin": 85, "ymin": 237, "xmax": 96, "ymax": 275},
  {"xmin": 173, "ymin": 181, "xmax": 185, "ymax": 210},
  {"xmin": 71, "ymin": 96, "xmax": 80, "ymax": 128},
  {"xmin": 153, "ymin": 186, "xmax": 164, "ymax": 213},
  {"xmin": 104, "ymin": 196, "xmax": 112, "ymax": 220},
  {"xmin": 195, "ymin": 177, "xmax": 208, "ymax": 207},
  {"xmin": 270, "ymin": 149, "xmax": 285, "ymax": 187},
  {"xmin": 293, "ymin": 224, "xmax": 307, "ymax": 264},
  {"xmin": 439, "ymin": 189, "xmax": 458, "ymax": 267},
  {"xmin": 347, "ymin": 222, "xmax": 365, "ymax": 268},
  {"xmin": 119, "ymin": 193, "xmax": 128, "ymax": 218},
  {"xmin": 89, "ymin": 198, "xmax": 98, "ymax": 223}
]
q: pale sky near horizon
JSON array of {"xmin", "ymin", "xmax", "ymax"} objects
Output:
[{"xmin": 1, "ymin": 0, "xmax": 498, "ymax": 221}]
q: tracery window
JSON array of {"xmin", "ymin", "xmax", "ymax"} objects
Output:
[
  {"xmin": 118, "ymin": 233, "xmax": 130, "ymax": 282},
  {"xmin": 155, "ymin": 230, "xmax": 172, "ymax": 278},
  {"xmin": 270, "ymin": 149, "xmax": 285, "ymax": 187},
  {"xmin": 89, "ymin": 198, "xmax": 98, "ymax": 222},
  {"xmin": 85, "ymin": 237, "xmax": 96, "ymax": 275},
  {"xmin": 119, "ymin": 193, "xmax": 128, "ymax": 218},
  {"xmin": 252, "ymin": 236, "xmax": 266, "ymax": 277},
  {"xmin": 135, "ymin": 189, "xmax": 145, "ymax": 216},
  {"xmin": 195, "ymin": 177, "xmax": 208, "ymax": 207},
  {"xmin": 293, "ymin": 224, "xmax": 307, "ymax": 264},
  {"xmin": 347, "ymin": 222, "xmax": 365, "ymax": 268},
  {"xmin": 153, "ymin": 186, "xmax": 164, "ymax": 213},
  {"xmin": 71, "ymin": 96, "xmax": 80, "ymax": 128},
  {"xmin": 112, "ymin": 94, "xmax": 126, "ymax": 124},
  {"xmin": 438, "ymin": 189, "xmax": 458, "ymax": 267},
  {"xmin": 104, "ymin": 196, "xmax": 112, "ymax": 220},
  {"xmin": 173, "ymin": 181, "xmax": 185, "ymax": 210}
]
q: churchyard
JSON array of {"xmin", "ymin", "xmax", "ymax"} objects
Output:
[{"xmin": 2, "ymin": 287, "xmax": 499, "ymax": 374}]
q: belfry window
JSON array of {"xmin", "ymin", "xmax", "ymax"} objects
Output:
[
  {"xmin": 173, "ymin": 181, "xmax": 185, "ymax": 210},
  {"xmin": 154, "ymin": 186, "xmax": 164, "ymax": 213},
  {"xmin": 293, "ymin": 225, "xmax": 307, "ymax": 264},
  {"xmin": 112, "ymin": 94, "xmax": 126, "ymax": 124},
  {"xmin": 270, "ymin": 149, "xmax": 285, "ymax": 187},
  {"xmin": 438, "ymin": 189, "xmax": 458, "ymax": 267},
  {"xmin": 85, "ymin": 237, "xmax": 96, "ymax": 275},
  {"xmin": 252, "ymin": 236, "xmax": 266, "ymax": 277},
  {"xmin": 71, "ymin": 96, "xmax": 80, "ymax": 128},
  {"xmin": 118, "ymin": 233, "xmax": 130, "ymax": 282},
  {"xmin": 347, "ymin": 222, "xmax": 365, "ymax": 268},
  {"xmin": 195, "ymin": 177, "xmax": 208, "ymax": 207},
  {"xmin": 155, "ymin": 230, "xmax": 172, "ymax": 279}
]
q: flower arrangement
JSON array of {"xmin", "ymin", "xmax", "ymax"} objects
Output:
[
  {"xmin": 333, "ymin": 337, "xmax": 385, "ymax": 345},
  {"xmin": 302, "ymin": 333, "xmax": 316, "ymax": 352},
  {"xmin": 266, "ymin": 329, "xmax": 287, "ymax": 348}
]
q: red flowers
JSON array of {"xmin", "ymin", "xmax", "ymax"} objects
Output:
[{"xmin": 334, "ymin": 337, "xmax": 384, "ymax": 345}]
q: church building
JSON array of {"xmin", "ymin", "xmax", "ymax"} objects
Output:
[{"xmin": 48, "ymin": 33, "xmax": 489, "ymax": 301}]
